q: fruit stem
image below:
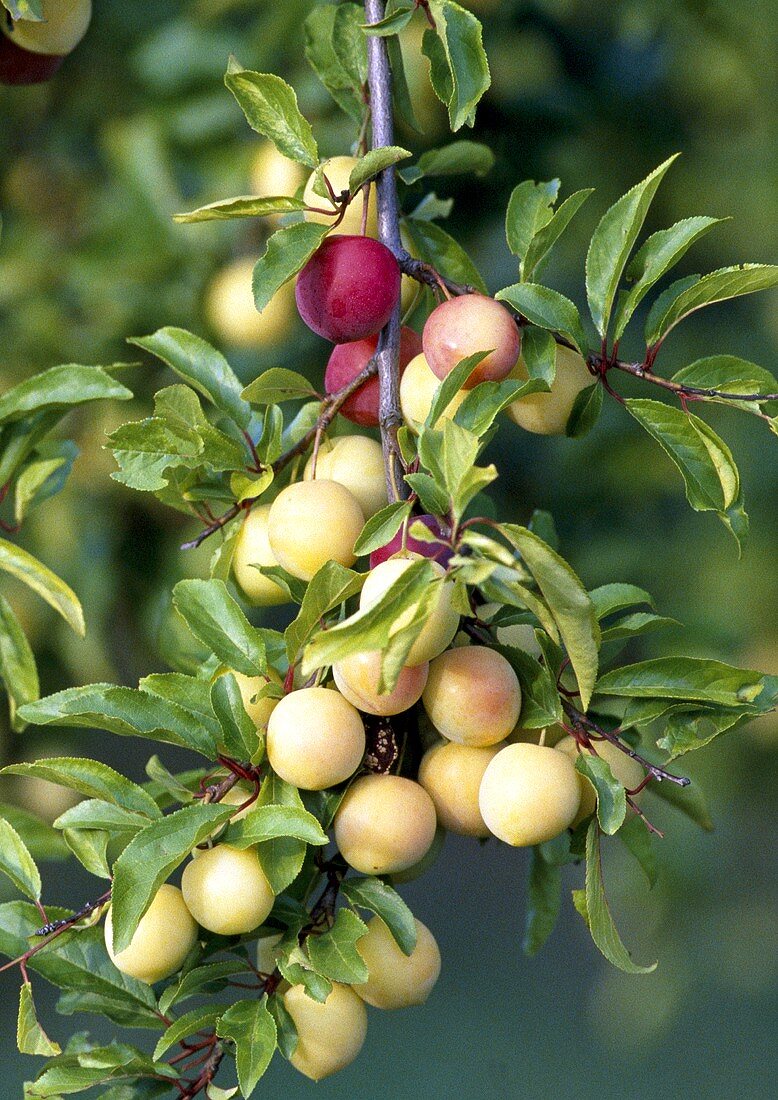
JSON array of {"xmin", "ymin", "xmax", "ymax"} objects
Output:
[{"xmin": 365, "ymin": 0, "xmax": 410, "ymax": 501}]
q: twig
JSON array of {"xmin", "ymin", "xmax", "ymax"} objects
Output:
[{"xmin": 0, "ymin": 889, "xmax": 112, "ymax": 976}]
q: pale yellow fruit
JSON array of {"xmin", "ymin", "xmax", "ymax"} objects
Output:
[
  {"xmin": 181, "ymin": 845, "xmax": 274, "ymax": 935},
  {"xmin": 232, "ymin": 504, "xmax": 289, "ymax": 606},
  {"xmin": 556, "ymin": 735, "xmax": 645, "ymax": 826},
  {"xmin": 227, "ymin": 667, "xmax": 282, "ymax": 731},
  {"xmin": 332, "ymin": 651, "xmax": 428, "ymax": 716},
  {"xmin": 268, "ymin": 480, "xmax": 364, "ymax": 580},
  {"xmin": 354, "ymin": 916, "xmax": 441, "ymax": 1009},
  {"xmin": 334, "ymin": 775, "xmax": 437, "ymax": 875},
  {"xmin": 506, "ymin": 345, "xmax": 593, "ymax": 435},
  {"xmin": 304, "ymin": 435, "xmax": 387, "ymax": 519},
  {"xmin": 105, "ymin": 884, "xmax": 197, "ymax": 985},
  {"xmin": 266, "ymin": 686, "xmax": 365, "ymax": 790},
  {"xmin": 390, "ymin": 826, "xmax": 446, "ymax": 884},
  {"xmin": 283, "ymin": 981, "xmax": 368, "ymax": 1081},
  {"xmin": 303, "ymin": 156, "xmax": 378, "ymax": 238},
  {"xmin": 7, "ymin": 0, "xmax": 91, "ymax": 55},
  {"xmin": 422, "ymin": 645, "xmax": 522, "ymax": 746},
  {"xmin": 478, "ymin": 742, "xmax": 581, "ymax": 846},
  {"xmin": 418, "ymin": 741, "xmax": 503, "ymax": 836},
  {"xmin": 400, "ymin": 353, "xmax": 467, "ymax": 432},
  {"xmin": 250, "ymin": 141, "xmax": 306, "ymax": 199},
  {"xmin": 205, "ymin": 259, "xmax": 296, "ymax": 349},
  {"xmin": 359, "ymin": 557, "xmax": 459, "ymax": 666}
]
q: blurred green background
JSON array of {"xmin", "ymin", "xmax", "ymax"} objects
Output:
[{"xmin": 0, "ymin": 0, "xmax": 776, "ymax": 1096}]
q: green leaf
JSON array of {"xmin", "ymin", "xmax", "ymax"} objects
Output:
[
  {"xmin": 19, "ymin": 685, "xmax": 218, "ymax": 758},
  {"xmin": 0, "ymin": 539, "xmax": 84, "ymax": 636},
  {"xmin": 242, "ymin": 368, "xmax": 318, "ymax": 405},
  {"xmin": 15, "ymin": 442, "xmax": 78, "ymax": 523},
  {"xmin": 401, "ymin": 141, "xmax": 494, "ymax": 184},
  {"xmin": 2, "ymin": 2, "xmax": 44, "ymax": 21},
  {"xmin": 153, "ymin": 1008, "xmax": 221, "ymax": 1060},
  {"xmin": 23, "ymin": 1044, "xmax": 176, "ymax": 1097},
  {"xmin": 612, "ymin": 216, "xmax": 723, "ymax": 341},
  {"xmin": 493, "ymin": 645, "xmax": 562, "ymax": 728},
  {"xmin": 63, "ymin": 828, "xmax": 112, "ymax": 880},
  {"xmin": 496, "ymin": 283, "xmax": 587, "ymax": 354},
  {"xmin": 173, "ymin": 195, "xmax": 306, "ymax": 224},
  {"xmin": 505, "ymin": 179, "xmax": 559, "ymax": 271},
  {"xmin": 523, "ymin": 847, "xmax": 562, "ymax": 957},
  {"xmin": 386, "ymin": 26, "xmax": 421, "ymax": 132},
  {"xmin": 583, "ymin": 821, "xmax": 656, "ymax": 973},
  {"xmin": 54, "ymin": 799, "xmax": 150, "ymax": 835},
  {"xmin": 129, "ymin": 328, "xmax": 249, "ymax": 429},
  {"xmin": 402, "ymin": 217, "xmax": 486, "ymax": 293},
  {"xmin": 224, "ymin": 804, "xmax": 328, "ymax": 848},
  {"xmin": 210, "ymin": 674, "xmax": 260, "ymax": 762},
  {"xmin": 0, "ymin": 365, "xmax": 131, "ymax": 427},
  {"xmin": 500, "ymin": 526, "xmax": 599, "ymax": 710},
  {"xmin": 0, "ymin": 817, "xmax": 41, "ymax": 901},
  {"xmin": 0, "ymin": 803, "xmax": 68, "ymax": 861},
  {"xmin": 585, "ymin": 155, "xmax": 678, "ymax": 339},
  {"xmin": 599, "ymin": 611, "xmax": 678, "ymax": 643},
  {"xmin": 224, "ymin": 62, "xmax": 318, "ymax": 167},
  {"xmin": 589, "ymin": 583, "xmax": 654, "ymax": 620},
  {"xmin": 307, "ymin": 908, "xmax": 369, "ymax": 983},
  {"xmin": 252, "ymin": 222, "xmax": 329, "ymax": 313},
  {"xmin": 523, "ymin": 189, "xmax": 594, "ymax": 281},
  {"xmin": 595, "ymin": 656, "xmax": 773, "ymax": 707},
  {"xmin": 304, "ymin": 5, "xmax": 364, "ymax": 123},
  {"xmin": 645, "ymin": 264, "xmax": 778, "ymax": 347},
  {"xmin": 575, "ymin": 755, "xmax": 627, "ymax": 835},
  {"xmin": 341, "ymin": 877, "xmax": 417, "ymax": 955},
  {"xmin": 646, "ymin": 777, "xmax": 713, "ymax": 831},
  {"xmin": 671, "ymin": 356, "xmax": 778, "ymax": 412},
  {"xmin": 353, "ymin": 501, "xmax": 412, "ymax": 557},
  {"xmin": 110, "ymin": 802, "xmax": 234, "ymax": 953},
  {"xmin": 349, "ymin": 147, "xmax": 412, "ymax": 194},
  {"xmin": 158, "ymin": 959, "xmax": 249, "ymax": 1016},
  {"xmin": 332, "ymin": 1, "xmax": 369, "ymax": 89},
  {"xmin": 0, "ymin": 592, "xmax": 38, "ymax": 731},
  {"xmin": 521, "ymin": 326, "xmax": 557, "ymax": 389},
  {"xmin": 107, "ymin": 417, "xmax": 203, "ymax": 492},
  {"xmin": 216, "ymin": 998, "xmax": 276, "ymax": 1097},
  {"xmin": 453, "ymin": 378, "xmax": 537, "ymax": 437},
  {"xmin": 173, "ymin": 579, "xmax": 267, "ymax": 677},
  {"xmin": 426, "ymin": 351, "xmax": 490, "ymax": 429},
  {"xmin": 253, "ymin": 775, "xmax": 308, "ymax": 894},
  {"xmin": 1, "ymin": 758, "xmax": 161, "ymax": 819},
  {"xmin": 18, "ymin": 983, "xmax": 61, "ymax": 1057},
  {"xmin": 423, "ymin": 1, "xmax": 491, "ymax": 131},
  {"xmin": 362, "ymin": 2, "xmax": 415, "ymax": 36},
  {"xmin": 626, "ymin": 398, "xmax": 748, "ymax": 550},
  {"xmin": 654, "ymin": 704, "xmax": 759, "ymax": 760},
  {"xmin": 285, "ymin": 560, "xmax": 365, "ymax": 662},
  {"xmin": 565, "ymin": 382, "xmax": 603, "ymax": 438},
  {"xmin": 617, "ymin": 815, "xmax": 657, "ymax": 888}
]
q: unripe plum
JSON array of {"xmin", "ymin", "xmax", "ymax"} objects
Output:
[
  {"xmin": 232, "ymin": 504, "xmax": 289, "ymax": 606},
  {"xmin": 422, "ymin": 294, "xmax": 520, "ymax": 387},
  {"xmin": 205, "ymin": 259, "xmax": 296, "ymax": 349},
  {"xmin": 250, "ymin": 141, "xmax": 306, "ymax": 201},
  {"xmin": 324, "ymin": 326, "xmax": 422, "ymax": 426},
  {"xmin": 296, "ymin": 236, "xmax": 400, "ymax": 344},
  {"xmin": 303, "ymin": 156, "xmax": 378, "ymax": 238},
  {"xmin": 181, "ymin": 844, "xmax": 274, "ymax": 935},
  {"xmin": 333, "ymin": 774, "xmax": 437, "ymax": 875},
  {"xmin": 506, "ymin": 344, "xmax": 593, "ymax": 435},
  {"xmin": 556, "ymin": 735, "xmax": 645, "ymax": 826},
  {"xmin": 418, "ymin": 740, "xmax": 503, "ymax": 836},
  {"xmin": 354, "ymin": 916, "xmax": 441, "ymax": 1009},
  {"xmin": 332, "ymin": 651, "xmax": 428, "ymax": 716},
  {"xmin": 422, "ymin": 645, "xmax": 522, "ymax": 746},
  {"xmin": 0, "ymin": 0, "xmax": 91, "ymax": 85},
  {"xmin": 399, "ymin": 352, "xmax": 467, "ymax": 431},
  {"xmin": 266, "ymin": 686, "xmax": 365, "ymax": 790},
  {"xmin": 478, "ymin": 742, "xmax": 581, "ymax": 846},
  {"xmin": 304, "ymin": 435, "xmax": 387, "ymax": 519},
  {"xmin": 105, "ymin": 884, "xmax": 198, "ymax": 985},
  {"xmin": 283, "ymin": 981, "xmax": 368, "ymax": 1081},
  {"xmin": 369, "ymin": 513, "xmax": 452, "ymax": 570},
  {"xmin": 267, "ymin": 479, "xmax": 364, "ymax": 580},
  {"xmin": 359, "ymin": 557, "xmax": 459, "ymax": 666}
]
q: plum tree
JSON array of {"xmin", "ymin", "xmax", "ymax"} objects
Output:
[
  {"xmin": 232, "ymin": 504, "xmax": 289, "ymax": 606},
  {"xmin": 422, "ymin": 645, "xmax": 522, "ymax": 746},
  {"xmin": 0, "ymin": 0, "xmax": 92, "ymax": 85},
  {"xmin": 418, "ymin": 741, "xmax": 503, "ymax": 836},
  {"xmin": 369, "ymin": 512, "xmax": 452, "ymax": 569},
  {"xmin": 354, "ymin": 916, "xmax": 441, "ymax": 1009},
  {"xmin": 333, "ymin": 774, "xmax": 437, "ymax": 874},
  {"xmin": 422, "ymin": 294, "xmax": 521, "ymax": 386},
  {"xmin": 205, "ymin": 259, "xmax": 296, "ymax": 349},
  {"xmin": 282, "ymin": 981, "xmax": 368, "ymax": 1081},
  {"xmin": 556, "ymin": 735, "xmax": 645, "ymax": 825},
  {"xmin": 506, "ymin": 345, "xmax": 593, "ymax": 435},
  {"xmin": 295, "ymin": 235, "xmax": 400, "ymax": 343},
  {"xmin": 359, "ymin": 557, "xmax": 460, "ymax": 666},
  {"xmin": 303, "ymin": 155, "xmax": 378, "ymax": 238},
  {"xmin": 181, "ymin": 845, "xmax": 274, "ymax": 935},
  {"xmin": 479, "ymin": 743, "xmax": 582, "ymax": 846},
  {"xmin": 266, "ymin": 685, "xmax": 366, "ymax": 789},
  {"xmin": 267, "ymin": 479, "xmax": 364, "ymax": 580},
  {"xmin": 324, "ymin": 326, "xmax": 422, "ymax": 426},
  {"xmin": 304, "ymin": 434, "xmax": 387, "ymax": 519},
  {"xmin": 332, "ymin": 650, "xmax": 428, "ymax": 715},
  {"xmin": 399, "ymin": 352, "xmax": 467, "ymax": 431},
  {"xmin": 104, "ymin": 884, "xmax": 198, "ymax": 985}
]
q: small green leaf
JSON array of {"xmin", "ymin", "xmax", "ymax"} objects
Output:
[
  {"xmin": 583, "ymin": 821, "xmax": 656, "ymax": 973},
  {"xmin": 423, "ymin": 1, "xmax": 491, "ymax": 131},
  {"xmin": 575, "ymin": 755, "xmax": 627, "ymax": 834},
  {"xmin": 242, "ymin": 368, "xmax": 318, "ymax": 405},
  {"xmin": 496, "ymin": 283, "xmax": 587, "ymax": 354},
  {"xmin": 426, "ymin": 351, "xmax": 490, "ymax": 428},
  {"xmin": 595, "ymin": 656, "xmax": 773, "ymax": 708},
  {"xmin": 217, "ymin": 998, "xmax": 277, "ymax": 1095},
  {"xmin": 1, "ymin": 758, "xmax": 161, "ymax": 819},
  {"xmin": 14, "ymin": 443, "xmax": 77, "ymax": 523},
  {"xmin": 362, "ymin": 2, "xmax": 415, "ymax": 36},
  {"xmin": 0, "ymin": 817, "xmax": 41, "ymax": 901},
  {"xmin": 307, "ymin": 908, "xmax": 369, "ymax": 983},
  {"xmin": 523, "ymin": 847, "xmax": 562, "ymax": 957},
  {"xmin": 304, "ymin": 5, "xmax": 364, "ymax": 123},
  {"xmin": 0, "ymin": 365, "xmax": 131, "ymax": 427},
  {"xmin": 505, "ymin": 180, "xmax": 559, "ymax": 270},
  {"xmin": 402, "ymin": 217, "xmax": 486, "ymax": 293},
  {"xmin": 589, "ymin": 583, "xmax": 655, "ymax": 620},
  {"xmin": 0, "ymin": 592, "xmax": 38, "ymax": 731},
  {"xmin": 401, "ymin": 141, "xmax": 494, "ymax": 184},
  {"xmin": 224, "ymin": 62, "xmax": 318, "ymax": 167},
  {"xmin": 493, "ymin": 645, "xmax": 562, "ymax": 728},
  {"xmin": 0, "ymin": 540, "xmax": 84, "ymax": 636},
  {"xmin": 173, "ymin": 579, "xmax": 267, "ymax": 677},
  {"xmin": 521, "ymin": 327, "xmax": 557, "ymax": 389},
  {"xmin": 565, "ymin": 382, "xmax": 603, "ymax": 438},
  {"xmin": 153, "ymin": 1008, "xmax": 221, "ymax": 1060},
  {"xmin": 523, "ymin": 189, "xmax": 594, "ymax": 281},
  {"xmin": 252, "ymin": 222, "xmax": 330, "ymax": 313},
  {"xmin": 211, "ymin": 674, "xmax": 261, "ymax": 762},
  {"xmin": 174, "ymin": 196, "xmax": 306, "ymax": 224},
  {"xmin": 253, "ymin": 775, "xmax": 308, "ymax": 894},
  {"xmin": 54, "ymin": 800, "xmax": 151, "ymax": 835},
  {"xmin": 353, "ymin": 501, "xmax": 413, "ymax": 557},
  {"xmin": 224, "ymin": 804, "xmax": 328, "ymax": 848},
  {"xmin": 349, "ymin": 147, "xmax": 412, "ymax": 194},
  {"xmin": 18, "ymin": 983, "xmax": 61, "ymax": 1057},
  {"xmin": 341, "ymin": 877, "xmax": 417, "ymax": 955},
  {"xmin": 284, "ymin": 560, "xmax": 365, "ymax": 662}
]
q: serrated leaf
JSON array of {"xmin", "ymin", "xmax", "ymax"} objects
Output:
[
  {"xmin": 158, "ymin": 959, "xmax": 249, "ymax": 1016},
  {"xmin": 153, "ymin": 1008, "xmax": 221, "ymax": 1060},
  {"xmin": 670, "ymin": 356, "xmax": 778, "ymax": 413},
  {"xmin": 585, "ymin": 155, "xmax": 678, "ymax": 339},
  {"xmin": 242, "ymin": 368, "xmax": 318, "ymax": 405},
  {"xmin": 252, "ymin": 222, "xmax": 329, "ymax": 313},
  {"xmin": 107, "ymin": 417, "xmax": 203, "ymax": 492},
  {"xmin": 174, "ymin": 195, "xmax": 306, "ymax": 224},
  {"xmin": 224, "ymin": 804, "xmax": 327, "ymax": 848},
  {"xmin": 54, "ymin": 800, "xmax": 150, "ymax": 836},
  {"xmin": 353, "ymin": 501, "xmax": 412, "ymax": 557},
  {"xmin": 583, "ymin": 821, "xmax": 656, "ymax": 973},
  {"xmin": 496, "ymin": 283, "xmax": 587, "ymax": 354},
  {"xmin": 575, "ymin": 755, "xmax": 627, "ymax": 834},
  {"xmin": 402, "ymin": 217, "xmax": 486, "ymax": 293},
  {"xmin": 341, "ymin": 877, "xmax": 417, "ymax": 955},
  {"xmin": 284, "ymin": 560, "xmax": 365, "ymax": 663},
  {"xmin": 217, "ymin": 998, "xmax": 277, "ymax": 1095},
  {"xmin": 565, "ymin": 382, "xmax": 602, "ymax": 438},
  {"xmin": 599, "ymin": 611, "xmax": 678, "ymax": 643},
  {"xmin": 0, "ymin": 592, "xmax": 38, "ymax": 731},
  {"xmin": 589, "ymin": 583, "xmax": 654, "ymax": 620},
  {"xmin": 210, "ymin": 674, "xmax": 261, "ymax": 762},
  {"xmin": 401, "ymin": 140, "xmax": 494, "ymax": 184},
  {"xmin": 0, "ymin": 365, "xmax": 131, "ymax": 427},
  {"xmin": 63, "ymin": 828, "xmax": 112, "ymax": 880},
  {"xmin": 0, "ymin": 817, "xmax": 41, "ymax": 901},
  {"xmin": 349, "ymin": 147, "xmax": 412, "ymax": 194},
  {"xmin": 0, "ymin": 540, "xmax": 84, "ymax": 636},
  {"xmin": 523, "ymin": 847, "xmax": 562, "ymax": 957},
  {"xmin": 110, "ymin": 803, "xmax": 234, "ymax": 953},
  {"xmin": 423, "ymin": 1, "xmax": 491, "ymax": 131},
  {"xmin": 253, "ymin": 775, "xmax": 307, "ymax": 894},
  {"xmin": 304, "ymin": 5, "xmax": 364, "ymax": 123},
  {"xmin": 523, "ymin": 189, "xmax": 594, "ymax": 281},
  {"xmin": 616, "ymin": 815, "xmax": 657, "ymax": 887},
  {"xmin": 307, "ymin": 908, "xmax": 369, "ymax": 983},
  {"xmin": 173, "ymin": 579, "xmax": 266, "ymax": 677},
  {"xmin": 18, "ymin": 983, "xmax": 61, "ymax": 1057},
  {"xmin": 224, "ymin": 62, "xmax": 318, "ymax": 167},
  {"xmin": 595, "ymin": 656, "xmax": 773, "ymax": 707},
  {"xmin": 505, "ymin": 179, "xmax": 559, "ymax": 269},
  {"xmin": 645, "ymin": 264, "xmax": 778, "ymax": 347},
  {"xmin": 1, "ymin": 758, "xmax": 161, "ymax": 819}
]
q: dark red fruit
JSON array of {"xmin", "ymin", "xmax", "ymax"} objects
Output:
[
  {"xmin": 369, "ymin": 514, "xmax": 452, "ymax": 570},
  {"xmin": 325, "ymin": 326, "xmax": 423, "ymax": 427}
]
